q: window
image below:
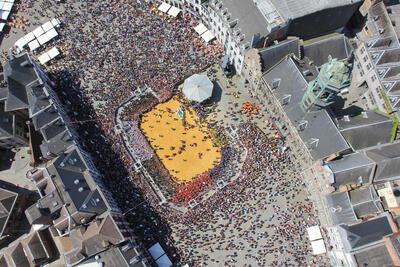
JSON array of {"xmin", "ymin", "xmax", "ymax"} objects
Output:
[
  {"xmin": 363, "ymin": 55, "xmax": 368, "ymax": 62},
  {"xmin": 366, "ymin": 63, "xmax": 372, "ymax": 70}
]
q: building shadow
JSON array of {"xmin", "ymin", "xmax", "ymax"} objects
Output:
[
  {"xmin": 0, "ymin": 149, "xmax": 16, "ymax": 171},
  {"xmin": 48, "ymin": 69, "xmax": 182, "ymax": 263}
]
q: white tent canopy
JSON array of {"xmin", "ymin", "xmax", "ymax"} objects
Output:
[
  {"xmin": 42, "ymin": 21, "xmax": 53, "ymax": 32},
  {"xmin": 167, "ymin": 6, "xmax": 181, "ymax": 17},
  {"xmin": 47, "ymin": 47, "xmax": 60, "ymax": 59},
  {"xmin": 311, "ymin": 239, "xmax": 327, "ymax": 255},
  {"xmin": 307, "ymin": 226, "xmax": 322, "ymax": 241},
  {"xmin": 194, "ymin": 23, "xmax": 207, "ymax": 35},
  {"xmin": 183, "ymin": 74, "xmax": 213, "ymax": 103},
  {"xmin": 201, "ymin": 30, "xmax": 215, "ymax": 43},
  {"xmin": 38, "ymin": 53, "xmax": 51, "ymax": 65},
  {"xmin": 158, "ymin": 2, "xmax": 171, "ymax": 13},
  {"xmin": 33, "ymin": 26, "xmax": 45, "ymax": 38},
  {"xmin": 28, "ymin": 40, "xmax": 40, "ymax": 51}
]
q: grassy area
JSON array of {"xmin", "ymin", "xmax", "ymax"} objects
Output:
[{"xmin": 381, "ymin": 89, "xmax": 398, "ymax": 142}]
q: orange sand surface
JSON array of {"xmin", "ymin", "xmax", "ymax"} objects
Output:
[{"xmin": 140, "ymin": 97, "xmax": 221, "ymax": 184}]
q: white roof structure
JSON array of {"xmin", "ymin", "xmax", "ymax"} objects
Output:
[
  {"xmin": 47, "ymin": 47, "xmax": 60, "ymax": 59},
  {"xmin": 183, "ymin": 74, "xmax": 213, "ymax": 103},
  {"xmin": 51, "ymin": 18, "xmax": 61, "ymax": 28},
  {"xmin": 201, "ymin": 30, "xmax": 215, "ymax": 43},
  {"xmin": 37, "ymin": 33, "xmax": 49, "ymax": 45},
  {"xmin": 46, "ymin": 28, "xmax": 58, "ymax": 40},
  {"xmin": 38, "ymin": 53, "xmax": 51, "ymax": 65},
  {"xmin": 42, "ymin": 21, "xmax": 53, "ymax": 32},
  {"xmin": 28, "ymin": 40, "xmax": 40, "ymax": 51},
  {"xmin": 194, "ymin": 23, "xmax": 208, "ymax": 35},
  {"xmin": 311, "ymin": 239, "xmax": 327, "ymax": 255},
  {"xmin": 1, "ymin": 2, "xmax": 12, "ymax": 11},
  {"xmin": 24, "ymin": 32, "xmax": 36, "ymax": 43},
  {"xmin": 33, "ymin": 27, "xmax": 45, "ymax": 38},
  {"xmin": 0, "ymin": 22, "xmax": 5, "ymax": 32},
  {"xmin": 0, "ymin": 10, "xmax": 10, "ymax": 20},
  {"xmin": 158, "ymin": 2, "xmax": 171, "ymax": 13},
  {"xmin": 167, "ymin": 6, "xmax": 181, "ymax": 17},
  {"xmin": 307, "ymin": 226, "xmax": 323, "ymax": 241}
]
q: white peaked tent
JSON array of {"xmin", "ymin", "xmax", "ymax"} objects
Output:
[{"xmin": 183, "ymin": 74, "xmax": 213, "ymax": 103}]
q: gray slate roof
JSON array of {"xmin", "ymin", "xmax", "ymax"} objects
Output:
[
  {"xmin": 216, "ymin": 0, "xmax": 271, "ymax": 45},
  {"xmin": 326, "ymin": 191, "xmax": 358, "ymax": 225},
  {"xmin": 327, "ymin": 186, "xmax": 383, "ymax": 225},
  {"xmin": 261, "ymin": 56, "xmax": 350, "ymax": 160},
  {"xmin": 336, "ymin": 111, "xmax": 393, "ymax": 151},
  {"xmin": 48, "ymin": 147, "xmax": 108, "ymax": 218},
  {"xmin": 0, "ymin": 187, "xmax": 18, "ymax": 237},
  {"xmin": 365, "ymin": 142, "xmax": 400, "ymax": 183},
  {"xmin": 353, "ymin": 243, "xmax": 393, "ymax": 267},
  {"xmin": 338, "ymin": 213, "xmax": 394, "ymax": 252},
  {"xmin": 326, "ymin": 152, "xmax": 375, "ymax": 188},
  {"xmin": 259, "ymin": 37, "xmax": 301, "ymax": 72},
  {"xmin": 269, "ymin": 0, "xmax": 363, "ymax": 20},
  {"xmin": 303, "ymin": 34, "xmax": 352, "ymax": 67}
]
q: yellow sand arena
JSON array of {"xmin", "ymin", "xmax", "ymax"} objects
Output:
[{"xmin": 140, "ymin": 96, "xmax": 221, "ymax": 184}]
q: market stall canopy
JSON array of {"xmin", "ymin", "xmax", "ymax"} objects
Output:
[
  {"xmin": 28, "ymin": 39, "xmax": 40, "ymax": 51},
  {"xmin": 194, "ymin": 23, "xmax": 207, "ymax": 35},
  {"xmin": 167, "ymin": 6, "xmax": 181, "ymax": 17},
  {"xmin": 201, "ymin": 30, "xmax": 215, "ymax": 43},
  {"xmin": 158, "ymin": 2, "xmax": 171, "ymax": 13},
  {"xmin": 183, "ymin": 74, "xmax": 213, "ymax": 102}
]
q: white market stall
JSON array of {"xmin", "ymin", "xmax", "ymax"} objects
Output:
[
  {"xmin": 201, "ymin": 30, "xmax": 215, "ymax": 43},
  {"xmin": 194, "ymin": 23, "xmax": 207, "ymax": 35},
  {"xmin": 167, "ymin": 6, "xmax": 181, "ymax": 17},
  {"xmin": 158, "ymin": 2, "xmax": 171, "ymax": 13}
]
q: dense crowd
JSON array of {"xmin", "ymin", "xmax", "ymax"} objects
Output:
[{"xmin": 13, "ymin": 0, "xmax": 325, "ymax": 265}]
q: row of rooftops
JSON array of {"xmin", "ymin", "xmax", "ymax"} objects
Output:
[
  {"xmin": 0, "ymin": 52, "xmax": 75, "ymax": 158},
  {"xmin": 0, "ymin": 53, "xmax": 150, "ymax": 266},
  {"xmin": 206, "ymin": 0, "xmax": 363, "ymax": 46},
  {"xmin": 241, "ymin": 2, "xmax": 400, "ymax": 264},
  {"xmin": 358, "ymin": 1, "xmax": 400, "ymax": 111}
]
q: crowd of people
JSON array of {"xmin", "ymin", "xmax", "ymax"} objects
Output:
[{"xmin": 11, "ymin": 0, "xmax": 326, "ymax": 265}]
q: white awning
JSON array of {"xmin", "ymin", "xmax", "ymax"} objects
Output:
[
  {"xmin": 46, "ymin": 28, "xmax": 58, "ymax": 39},
  {"xmin": 0, "ymin": 10, "xmax": 10, "ymax": 20},
  {"xmin": 14, "ymin": 37, "xmax": 25, "ymax": 50},
  {"xmin": 37, "ymin": 33, "xmax": 50, "ymax": 45},
  {"xmin": 24, "ymin": 32, "xmax": 36, "ymax": 43},
  {"xmin": 47, "ymin": 47, "xmax": 60, "ymax": 59},
  {"xmin": 28, "ymin": 40, "xmax": 40, "ymax": 51},
  {"xmin": 307, "ymin": 226, "xmax": 322, "ymax": 241},
  {"xmin": 311, "ymin": 239, "xmax": 327, "ymax": 255},
  {"xmin": 51, "ymin": 18, "xmax": 61, "ymax": 28},
  {"xmin": 42, "ymin": 21, "xmax": 54, "ymax": 32},
  {"xmin": 0, "ymin": 22, "xmax": 5, "ymax": 32},
  {"xmin": 38, "ymin": 53, "xmax": 51, "ymax": 65},
  {"xmin": 201, "ymin": 30, "xmax": 215, "ymax": 43},
  {"xmin": 158, "ymin": 2, "xmax": 171, "ymax": 13},
  {"xmin": 194, "ymin": 23, "xmax": 207, "ymax": 35},
  {"xmin": 2, "ymin": 2, "xmax": 12, "ymax": 11},
  {"xmin": 33, "ymin": 26, "xmax": 45, "ymax": 38},
  {"xmin": 167, "ymin": 6, "xmax": 181, "ymax": 17}
]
